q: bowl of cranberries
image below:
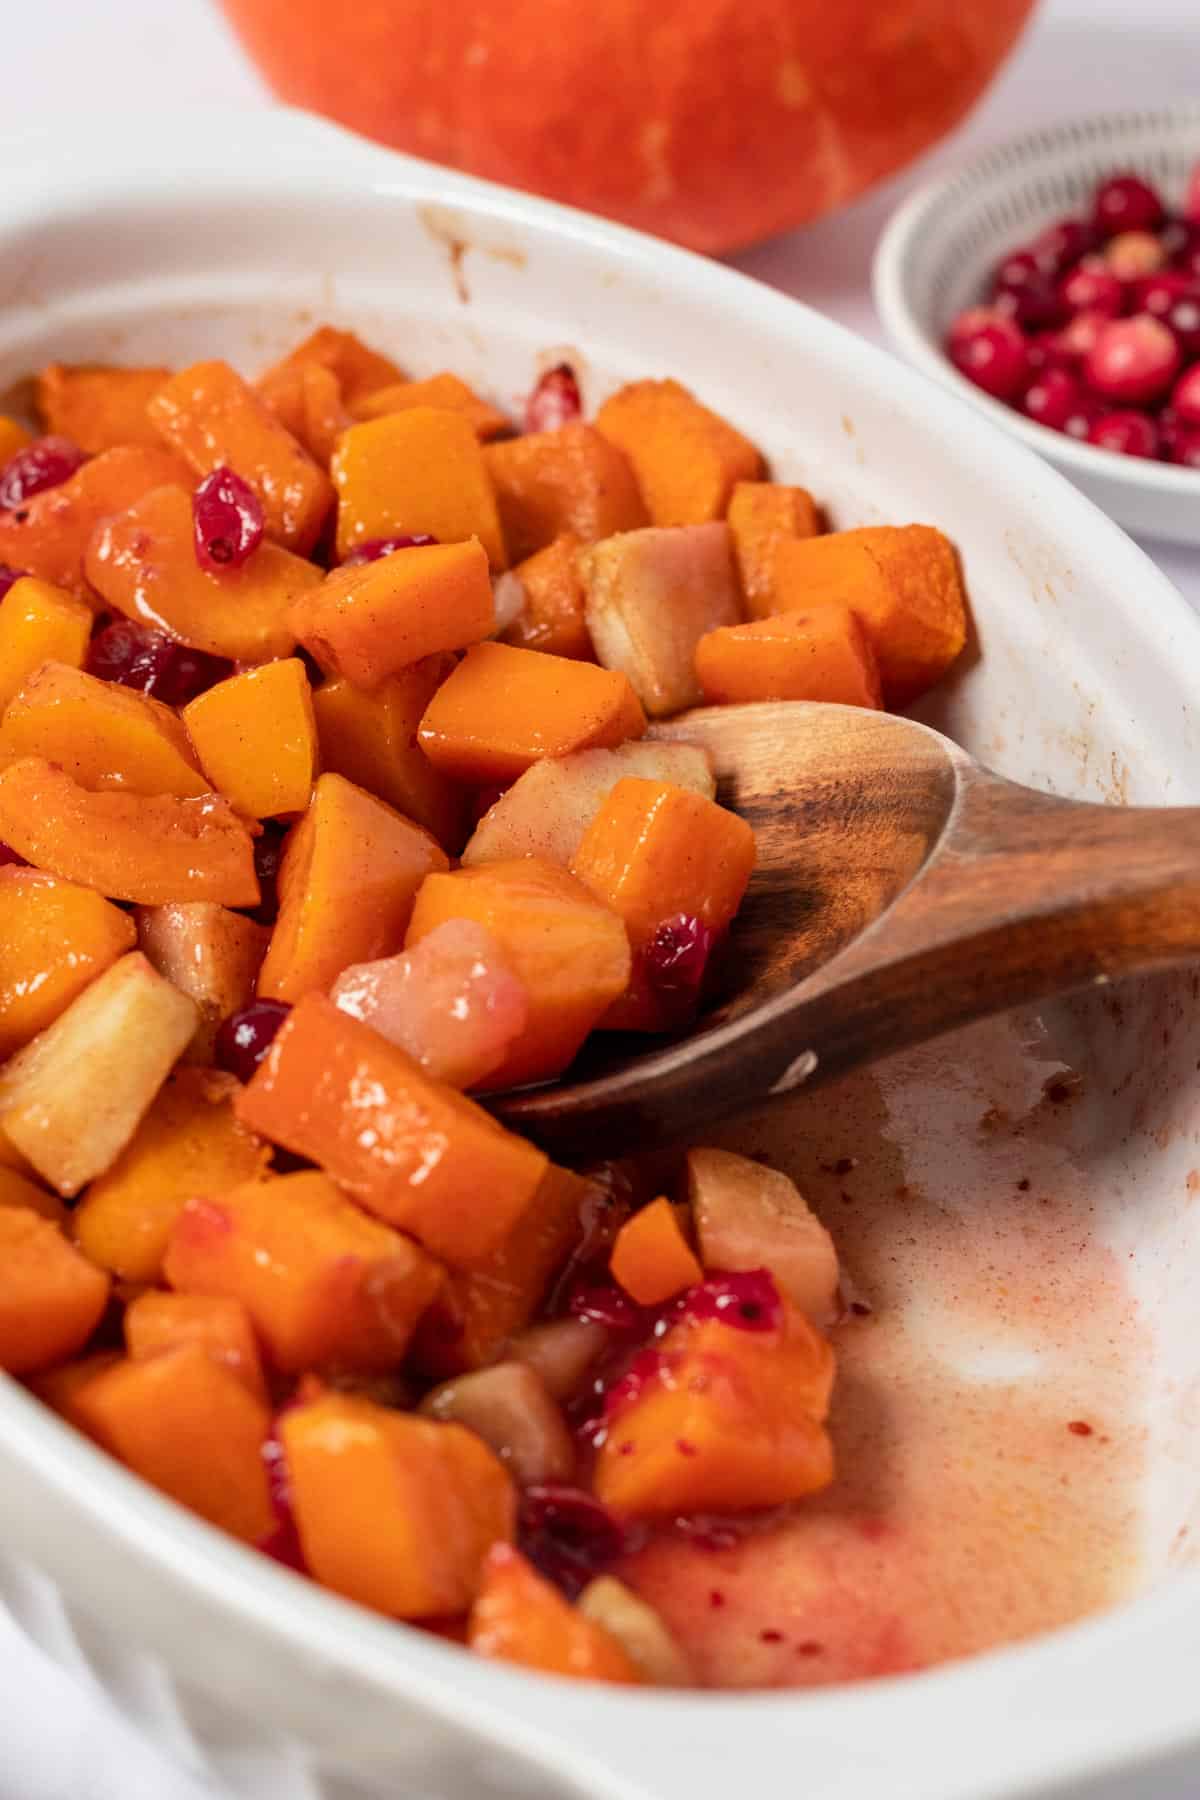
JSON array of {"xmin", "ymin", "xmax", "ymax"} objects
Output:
[{"xmin": 874, "ymin": 107, "xmax": 1200, "ymax": 543}]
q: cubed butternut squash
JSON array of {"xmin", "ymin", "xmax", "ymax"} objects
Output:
[
  {"xmin": 693, "ymin": 608, "xmax": 882, "ymax": 708},
  {"xmin": 256, "ymin": 325, "xmax": 404, "ymax": 409},
  {"xmin": 352, "ymin": 372, "xmax": 509, "ymax": 440},
  {"xmin": 500, "ymin": 534, "xmax": 593, "ymax": 660},
  {"xmin": 28, "ymin": 1350, "xmax": 122, "ymax": 1432},
  {"xmin": 147, "ymin": 359, "xmax": 333, "ymax": 555},
  {"xmin": 234, "ymin": 994, "xmax": 548, "ymax": 1268},
  {"xmin": 772, "ymin": 525, "xmax": 967, "ymax": 705},
  {"xmin": 282, "ymin": 1394, "xmax": 516, "ymax": 1617},
  {"xmin": 183, "ymin": 658, "xmax": 317, "ymax": 818},
  {"xmin": 72, "ymin": 1067, "xmax": 270, "ymax": 1283},
  {"xmin": 417, "ymin": 641, "xmax": 644, "ymax": 786},
  {"xmin": 0, "ymin": 759, "xmax": 259, "ymax": 907},
  {"xmin": 469, "ymin": 1545, "xmax": 641, "ymax": 1683},
  {"xmin": 483, "ymin": 423, "xmax": 647, "ymax": 562},
  {"xmin": 310, "ymin": 662, "xmax": 464, "ymax": 852},
  {"xmin": 257, "ymin": 772, "xmax": 447, "ymax": 1003},
  {"xmin": 595, "ymin": 379, "xmax": 764, "ymax": 526},
  {"xmin": 609, "ymin": 1197, "xmax": 702, "ymax": 1307},
  {"xmin": 135, "ymin": 903, "xmax": 270, "ymax": 1064},
  {"xmin": 331, "ymin": 408, "xmax": 506, "ymax": 567},
  {"xmin": 124, "ymin": 1290, "xmax": 267, "ymax": 1403},
  {"xmin": 255, "ymin": 360, "xmax": 347, "ymax": 465},
  {"xmin": 727, "ymin": 480, "xmax": 822, "ymax": 618},
  {"xmin": 406, "ymin": 859, "xmax": 631, "ymax": 1089},
  {"xmin": 0, "ymin": 1209, "xmax": 110, "ymax": 1374},
  {"xmin": 36, "ymin": 363, "xmax": 171, "ymax": 454},
  {"xmin": 164, "ymin": 1171, "xmax": 442, "ymax": 1374},
  {"xmin": 0, "ymin": 576, "xmax": 92, "ymax": 717},
  {"xmin": 0, "ymin": 446, "xmax": 193, "ymax": 599},
  {"xmin": 290, "ymin": 540, "xmax": 493, "ymax": 685},
  {"xmin": 0, "ymin": 661, "xmax": 209, "ymax": 796},
  {"xmin": 85, "ymin": 484, "xmax": 320, "ymax": 663},
  {"xmin": 0, "ymin": 1165, "xmax": 69, "ymax": 1228},
  {"xmin": 0, "ymin": 867, "xmax": 136, "ymax": 1060}
]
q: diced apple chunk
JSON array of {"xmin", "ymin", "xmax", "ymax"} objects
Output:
[
  {"xmin": 506, "ymin": 1316, "xmax": 609, "ymax": 1402},
  {"xmin": 420, "ymin": 1362, "xmax": 576, "ymax": 1486},
  {"xmin": 578, "ymin": 1577, "xmax": 692, "ymax": 1685},
  {"xmin": 686, "ymin": 1148, "xmax": 839, "ymax": 1326},
  {"xmin": 0, "ymin": 953, "xmax": 198, "ymax": 1196},
  {"xmin": 462, "ymin": 741, "xmax": 715, "ymax": 869},
  {"xmin": 136, "ymin": 903, "xmax": 270, "ymax": 1063},
  {"xmin": 330, "ymin": 920, "xmax": 528, "ymax": 1091},
  {"xmin": 580, "ymin": 523, "xmax": 741, "ymax": 717}
]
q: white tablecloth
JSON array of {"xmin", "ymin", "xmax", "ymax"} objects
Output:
[{"xmin": 2, "ymin": 0, "xmax": 1198, "ymax": 1794}]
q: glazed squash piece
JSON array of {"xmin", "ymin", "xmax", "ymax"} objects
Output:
[
  {"xmin": 331, "ymin": 407, "xmax": 506, "ymax": 566},
  {"xmin": 609, "ymin": 1197, "xmax": 703, "ymax": 1307},
  {"xmin": 0, "ymin": 661, "xmax": 209, "ymax": 797},
  {"xmin": 0, "ymin": 576, "xmax": 92, "ymax": 716},
  {"xmin": 281, "ymin": 1394, "xmax": 517, "ymax": 1617},
  {"xmin": 500, "ymin": 533, "xmax": 594, "ymax": 660},
  {"xmin": 727, "ymin": 479, "xmax": 822, "ymax": 617},
  {"xmin": 234, "ymin": 994, "xmax": 549, "ymax": 1268},
  {"xmin": 352, "ymin": 372, "xmax": 510, "ymax": 440},
  {"xmin": 0, "ymin": 867, "xmax": 136, "ymax": 1060},
  {"xmin": 468, "ymin": 1545, "xmax": 642, "ymax": 1684},
  {"xmin": 28, "ymin": 1351, "xmax": 122, "ymax": 1432},
  {"xmin": 310, "ymin": 661, "xmax": 465, "ymax": 852},
  {"xmin": 686, "ymin": 1148, "xmax": 840, "ymax": 1327},
  {"xmin": 256, "ymin": 325, "xmax": 405, "ymax": 411},
  {"xmin": 183, "ymin": 658, "xmax": 318, "ymax": 819},
  {"xmin": 255, "ymin": 360, "xmax": 348, "ymax": 464},
  {"xmin": 36, "ymin": 363, "xmax": 171, "ymax": 454},
  {"xmin": 694, "ymin": 607, "xmax": 882, "ymax": 708},
  {"xmin": 124, "ymin": 1290, "xmax": 268, "ymax": 1405},
  {"xmin": 164, "ymin": 1171, "xmax": 443, "ymax": 1374},
  {"xmin": 135, "ymin": 904, "xmax": 270, "ymax": 1063},
  {"xmin": 595, "ymin": 378, "xmax": 764, "ymax": 527},
  {"xmin": 483, "ymin": 423, "xmax": 647, "ymax": 563},
  {"xmin": 0, "ymin": 1209, "xmax": 110, "ymax": 1375},
  {"xmin": 0, "ymin": 1166, "xmax": 69, "ymax": 1229}
]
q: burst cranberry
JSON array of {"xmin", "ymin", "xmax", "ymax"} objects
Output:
[
  {"xmin": 341, "ymin": 533, "xmax": 439, "ymax": 567},
  {"xmin": 214, "ymin": 1000, "xmax": 292, "ymax": 1083},
  {"xmin": 1057, "ymin": 259, "xmax": 1123, "ymax": 318},
  {"xmin": 677, "ymin": 1269, "xmax": 783, "ymax": 1333},
  {"xmin": 567, "ymin": 1281, "xmax": 644, "ymax": 1333},
  {"xmin": 519, "ymin": 1484, "xmax": 626, "ymax": 1597},
  {"xmin": 1170, "ymin": 364, "xmax": 1200, "ymax": 425},
  {"xmin": 525, "ymin": 364, "xmax": 582, "ymax": 434},
  {"xmin": 192, "ymin": 466, "xmax": 265, "ymax": 571},
  {"xmin": 0, "ymin": 563, "xmax": 26, "ymax": 602},
  {"xmin": 85, "ymin": 618, "xmax": 232, "ymax": 705},
  {"xmin": 257, "ymin": 1429, "xmax": 308, "ymax": 1573},
  {"xmin": 247, "ymin": 819, "xmax": 289, "ymax": 924},
  {"xmin": 1087, "ymin": 411, "xmax": 1160, "ymax": 458},
  {"xmin": 945, "ymin": 310, "xmax": 1028, "ymax": 400},
  {"xmin": 1093, "ymin": 173, "xmax": 1164, "ymax": 237},
  {"xmin": 1163, "ymin": 292, "xmax": 1200, "ymax": 359},
  {"xmin": 0, "ymin": 842, "xmax": 26, "ymax": 868},
  {"xmin": 1033, "ymin": 216, "xmax": 1096, "ymax": 273},
  {"xmin": 644, "ymin": 913, "xmax": 715, "ymax": 999},
  {"xmin": 1129, "ymin": 271, "xmax": 1193, "ymax": 318},
  {"xmin": 1020, "ymin": 368, "xmax": 1081, "ymax": 432},
  {"xmin": 0, "ymin": 436, "xmax": 85, "ymax": 511},
  {"xmin": 1084, "ymin": 315, "xmax": 1180, "ymax": 404},
  {"xmin": 1103, "ymin": 230, "xmax": 1165, "ymax": 281},
  {"xmin": 602, "ymin": 1346, "xmax": 667, "ymax": 1421}
]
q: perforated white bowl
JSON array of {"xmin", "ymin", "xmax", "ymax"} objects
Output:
[{"xmin": 873, "ymin": 105, "xmax": 1200, "ymax": 544}]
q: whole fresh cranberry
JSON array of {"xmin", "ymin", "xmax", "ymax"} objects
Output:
[
  {"xmin": 1062, "ymin": 394, "xmax": 1105, "ymax": 442},
  {"xmin": 1025, "ymin": 331, "xmax": 1073, "ymax": 377},
  {"xmin": 1055, "ymin": 309, "xmax": 1110, "ymax": 363},
  {"xmin": 1087, "ymin": 411, "xmax": 1160, "ymax": 458},
  {"xmin": 1160, "ymin": 411, "xmax": 1200, "ymax": 468},
  {"xmin": 1093, "ymin": 173, "xmax": 1165, "ymax": 237},
  {"xmin": 1160, "ymin": 218, "xmax": 1200, "ymax": 266},
  {"xmin": 1032, "ymin": 216, "xmax": 1097, "ymax": 274},
  {"xmin": 0, "ymin": 437, "xmax": 85, "ymax": 511},
  {"xmin": 1129, "ymin": 271, "xmax": 1194, "ymax": 318},
  {"xmin": 991, "ymin": 252, "xmax": 1063, "ymax": 328},
  {"xmin": 1163, "ymin": 292, "xmax": 1200, "ymax": 359},
  {"xmin": 1084, "ymin": 315, "xmax": 1180, "ymax": 404},
  {"xmin": 192, "ymin": 466, "xmax": 265, "ymax": 571},
  {"xmin": 1169, "ymin": 363, "xmax": 1200, "ymax": 425},
  {"xmin": 1058, "ymin": 259, "xmax": 1124, "ymax": 318},
  {"xmin": 945, "ymin": 309, "xmax": 1028, "ymax": 400},
  {"xmin": 1103, "ymin": 230, "xmax": 1165, "ymax": 281},
  {"xmin": 1021, "ymin": 368, "xmax": 1082, "ymax": 432}
]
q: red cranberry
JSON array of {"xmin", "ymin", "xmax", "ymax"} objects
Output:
[
  {"xmin": 946, "ymin": 310, "xmax": 1028, "ymax": 400},
  {"xmin": 1163, "ymin": 292, "xmax": 1200, "ymax": 359},
  {"xmin": 247, "ymin": 819, "xmax": 289, "ymax": 923},
  {"xmin": 602, "ymin": 1346, "xmax": 667, "ymax": 1421},
  {"xmin": 1129, "ymin": 272, "xmax": 1193, "ymax": 318},
  {"xmin": 86, "ymin": 618, "xmax": 233, "ymax": 706},
  {"xmin": 193, "ymin": 466, "xmax": 265, "ymax": 572},
  {"xmin": 519, "ymin": 1484, "xmax": 626, "ymax": 1598},
  {"xmin": 1161, "ymin": 415, "xmax": 1200, "ymax": 469},
  {"xmin": 1056, "ymin": 309, "xmax": 1109, "ymax": 363},
  {"xmin": 1032, "ymin": 216, "xmax": 1097, "ymax": 274},
  {"xmin": 0, "ymin": 437, "xmax": 85, "ymax": 511},
  {"xmin": 676, "ymin": 1269, "xmax": 783, "ymax": 1333},
  {"xmin": 1087, "ymin": 410, "xmax": 1160, "ymax": 458},
  {"xmin": 1186, "ymin": 163, "xmax": 1200, "ymax": 225},
  {"xmin": 567, "ymin": 1280, "xmax": 644, "ymax": 1333},
  {"xmin": 1084, "ymin": 315, "xmax": 1180, "ymax": 404},
  {"xmin": 1025, "ymin": 331, "xmax": 1073, "ymax": 377},
  {"xmin": 0, "ymin": 564, "xmax": 27, "ymax": 603},
  {"xmin": 1093, "ymin": 173, "xmax": 1165, "ymax": 237},
  {"xmin": 257, "ymin": 1430, "xmax": 308, "ymax": 1573},
  {"xmin": 525, "ymin": 364, "xmax": 582, "ymax": 434},
  {"xmin": 0, "ymin": 841, "xmax": 27, "ymax": 868},
  {"xmin": 214, "ymin": 1000, "xmax": 292, "ymax": 1083},
  {"xmin": 991, "ymin": 252, "xmax": 1063, "ymax": 328},
  {"xmin": 1057, "ymin": 259, "xmax": 1124, "ymax": 318},
  {"xmin": 644, "ymin": 913, "xmax": 715, "ymax": 998},
  {"xmin": 341, "ymin": 533, "xmax": 438, "ymax": 567},
  {"xmin": 1170, "ymin": 364, "xmax": 1200, "ymax": 425},
  {"xmin": 1062, "ymin": 394, "xmax": 1105, "ymax": 442},
  {"xmin": 1020, "ymin": 368, "xmax": 1082, "ymax": 432}
]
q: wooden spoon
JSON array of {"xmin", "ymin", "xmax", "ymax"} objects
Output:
[{"xmin": 495, "ymin": 700, "xmax": 1200, "ymax": 1157}]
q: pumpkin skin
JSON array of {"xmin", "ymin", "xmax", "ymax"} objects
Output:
[{"xmin": 219, "ymin": 0, "xmax": 1036, "ymax": 253}]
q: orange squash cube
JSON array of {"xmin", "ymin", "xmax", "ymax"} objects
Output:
[
  {"xmin": 183, "ymin": 658, "xmax": 317, "ymax": 819},
  {"xmin": 501, "ymin": 534, "xmax": 593, "ymax": 660},
  {"xmin": 255, "ymin": 359, "xmax": 347, "ymax": 461},
  {"xmin": 595, "ymin": 379, "xmax": 764, "ymax": 527},
  {"xmin": 0, "ymin": 416, "xmax": 31, "ymax": 463},
  {"xmin": 352, "ymin": 372, "xmax": 510, "ymax": 440},
  {"xmin": 727, "ymin": 480, "xmax": 822, "ymax": 617},
  {"xmin": 36, "ymin": 363, "xmax": 170, "ymax": 453},
  {"xmin": 694, "ymin": 607, "xmax": 882, "ymax": 708},
  {"xmin": 71, "ymin": 1344, "xmax": 274, "ymax": 1542},
  {"xmin": 483, "ymin": 423, "xmax": 647, "ymax": 563},
  {"xmin": 72, "ymin": 1068, "xmax": 271, "ymax": 1284},
  {"xmin": 0, "ymin": 446, "xmax": 193, "ymax": 600},
  {"xmin": 331, "ymin": 407, "xmax": 506, "ymax": 566},
  {"xmin": 406, "ymin": 859, "xmax": 631, "ymax": 1089},
  {"xmin": 417, "ymin": 641, "xmax": 644, "ymax": 786},
  {"xmin": 0, "ymin": 759, "xmax": 259, "ymax": 907},
  {"xmin": 28, "ymin": 1350, "xmax": 121, "ymax": 1432},
  {"xmin": 290, "ymin": 540, "xmax": 494, "ymax": 686},
  {"xmin": 257, "ymin": 773, "xmax": 447, "ymax": 1002},
  {"xmin": 256, "ymin": 325, "xmax": 404, "ymax": 410},
  {"xmin": 135, "ymin": 903, "xmax": 270, "ymax": 1063},
  {"xmin": 311, "ymin": 662, "xmax": 464, "ymax": 851},
  {"xmin": 610, "ymin": 1197, "xmax": 702, "ymax": 1307},
  {"xmin": 85, "ymin": 484, "xmax": 321, "ymax": 663},
  {"xmin": 469, "ymin": 1545, "xmax": 641, "ymax": 1683},
  {"xmin": 0, "ymin": 576, "xmax": 92, "ymax": 717},
  {"xmin": 0, "ymin": 661, "xmax": 209, "ymax": 797},
  {"xmin": 0, "ymin": 867, "xmax": 136, "ymax": 1059},
  {"xmin": 412, "ymin": 1162, "xmax": 591, "ymax": 1378},
  {"xmin": 234, "ymin": 994, "xmax": 548, "ymax": 1267},
  {"xmin": 147, "ymin": 359, "xmax": 333, "ymax": 554},
  {"xmin": 0, "ymin": 1166, "xmax": 69, "ymax": 1228},
  {"xmin": 0, "ymin": 1209, "xmax": 110, "ymax": 1375},
  {"xmin": 772, "ymin": 525, "xmax": 967, "ymax": 704},
  {"xmin": 282, "ymin": 1394, "xmax": 516, "ymax": 1617},
  {"xmin": 124, "ymin": 1291, "xmax": 267, "ymax": 1404},
  {"xmin": 594, "ymin": 1294, "xmax": 834, "ymax": 1517},
  {"xmin": 164, "ymin": 1171, "xmax": 442, "ymax": 1374}
]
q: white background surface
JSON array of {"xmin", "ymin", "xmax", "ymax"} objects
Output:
[{"xmin": 1, "ymin": 0, "xmax": 1198, "ymax": 1795}]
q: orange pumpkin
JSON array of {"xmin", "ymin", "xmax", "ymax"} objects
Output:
[{"xmin": 218, "ymin": 0, "xmax": 1036, "ymax": 253}]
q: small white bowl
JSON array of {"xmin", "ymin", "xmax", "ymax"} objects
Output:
[{"xmin": 873, "ymin": 105, "xmax": 1200, "ymax": 544}]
